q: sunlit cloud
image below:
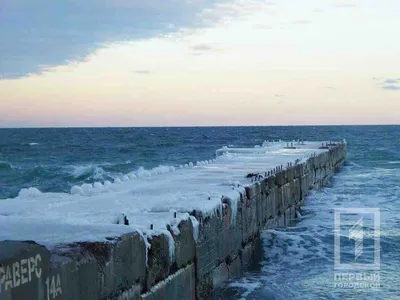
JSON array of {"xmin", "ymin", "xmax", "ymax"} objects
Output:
[{"xmin": 0, "ymin": 0, "xmax": 223, "ymax": 78}]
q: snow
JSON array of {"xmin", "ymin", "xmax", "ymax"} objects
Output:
[{"xmin": 0, "ymin": 141, "xmax": 334, "ymax": 251}]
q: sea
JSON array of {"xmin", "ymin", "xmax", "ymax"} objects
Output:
[{"xmin": 0, "ymin": 125, "xmax": 399, "ymax": 299}]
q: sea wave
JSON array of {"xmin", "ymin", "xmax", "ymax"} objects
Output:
[
  {"xmin": 68, "ymin": 164, "xmax": 110, "ymax": 181},
  {"xmin": 0, "ymin": 161, "xmax": 13, "ymax": 172},
  {"xmin": 22, "ymin": 165, "xmax": 52, "ymax": 180}
]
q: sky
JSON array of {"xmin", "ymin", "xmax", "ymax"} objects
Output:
[{"xmin": 0, "ymin": 0, "xmax": 399, "ymax": 127}]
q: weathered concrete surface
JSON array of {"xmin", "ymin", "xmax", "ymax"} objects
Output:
[
  {"xmin": 0, "ymin": 241, "xmax": 51, "ymax": 300},
  {"xmin": 0, "ymin": 142, "xmax": 347, "ymax": 300},
  {"xmin": 141, "ymin": 264, "xmax": 195, "ymax": 300}
]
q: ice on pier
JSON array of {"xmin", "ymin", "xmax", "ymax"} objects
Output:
[{"xmin": 0, "ymin": 141, "xmax": 333, "ymax": 249}]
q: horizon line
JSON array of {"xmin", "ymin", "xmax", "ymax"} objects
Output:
[{"xmin": 0, "ymin": 124, "xmax": 399, "ymax": 129}]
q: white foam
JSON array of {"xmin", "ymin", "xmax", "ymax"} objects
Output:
[
  {"xmin": 18, "ymin": 187, "xmax": 42, "ymax": 197},
  {"xmin": 228, "ymin": 279, "xmax": 262, "ymax": 298},
  {"xmin": 81, "ymin": 183, "xmax": 93, "ymax": 190},
  {"xmin": 136, "ymin": 167, "xmax": 151, "ymax": 178},
  {"xmin": 70, "ymin": 185, "xmax": 83, "ymax": 195},
  {"xmin": 93, "ymin": 182, "xmax": 103, "ymax": 189}
]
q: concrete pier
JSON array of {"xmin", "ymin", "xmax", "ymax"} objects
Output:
[{"xmin": 0, "ymin": 141, "xmax": 346, "ymax": 300}]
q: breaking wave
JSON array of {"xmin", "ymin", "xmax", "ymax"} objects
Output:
[{"xmin": 0, "ymin": 162, "xmax": 13, "ymax": 172}]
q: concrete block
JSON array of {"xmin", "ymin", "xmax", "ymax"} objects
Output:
[
  {"xmin": 284, "ymin": 208, "xmax": 291, "ymax": 226},
  {"xmin": 281, "ymin": 183, "xmax": 290, "ymax": 211},
  {"xmin": 284, "ymin": 207, "xmax": 296, "ymax": 226},
  {"xmin": 240, "ymin": 238, "xmax": 262, "ymax": 272},
  {"xmin": 173, "ymin": 219, "xmax": 195, "ymax": 269},
  {"xmin": 274, "ymin": 170, "xmax": 287, "ymax": 187},
  {"xmin": 245, "ymin": 182, "xmax": 260, "ymax": 200},
  {"xmin": 146, "ymin": 233, "xmax": 172, "ymax": 290},
  {"xmin": 63, "ymin": 232, "xmax": 146, "ymax": 299},
  {"xmin": 265, "ymin": 190, "xmax": 274, "ymax": 220},
  {"xmin": 287, "ymin": 167, "xmax": 295, "ymax": 182},
  {"xmin": 219, "ymin": 202, "xmax": 242, "ymax": 262},
  {"xmin": 256, "ymin": 193, "xmax": 263, "ymax": 228},
  {"xmin": 195, "ymin": 214, "xmax": 221, "ymax": 278},
  {"xmin": 266, "ymin": 175, "xmax": 276, "ymax": 190},
  {"xmin": 141, "ymin": 264, "xmax": 195, "ymax": 300},
  {"xmin": 58, "ymin": 243, "xmax": 107, "ymax": 300},
  {"xmin": 113, "ymin": 284, "xmax": 140, "ymax": 300},
  {"xmin": 293, "ymin": 179, "xmax": 300, "ymax": 204},
  {"xmin": 259, "ymin": 178, "xmax": 267, "ymax": 194},
  {"xmin": 260, "ymin": 191, "xmax": 268, "ymax": 225},
  {"xmin": 265, "ymin": 218, "xmax": 276, "ymax": 230},
  {"xmin": 300, "ymin": 174, "xmax": 308, "ymax": 200},
  {"xmin": 49, "ymin": 255, "xmax": 79, "ymax": 300},
  {"xmin": 197, "ymin": 254, "xmax": 242, "ymax": 300},
  {"xmin": 295, "ymin": 163, "xmax": 305, "ymax": 178},
  {"xmin": 241, "ymin": 195, "xmax": 258, "ymax": 244},
  {"xmin": 277, "ymin": 213, "xmax": 285, "ymax": 227},
  {"xmin": 0, "ymin": 241, "xmax": 51, "ymax": 300},
  {"xmin": 276, "ymin": 187, "xmax": 283, "ymax": 215},
  {"xmin": 113, "ymin": 233, "xmax": 146, "ymax": 292},
  {"xmin": 211, "ymin": 258, "xmax": 240, "ymax": 289},
  {"xmin": 196, "ymin": 274, "xmax": 212, "ymax": 300}
]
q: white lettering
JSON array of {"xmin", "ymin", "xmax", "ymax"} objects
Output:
[
  {"xmin": 0, "ymin": 253, "xmax": 45, "ymax": 293},
  {"xmin": 35, "ymin": 254, "xmax": 42, "ymax": 279},
  {"xmin": 20, "ymin": 259, "xmax": 28, "ymax": 284},
  {"xmin": 0, "ymin": 266, "xmax": 5, "ymax": 293},
  {"xmin": 50, "ymin": 276, "xmax": 56, "ymax": 299},
  {"xmin": 56, "ymin": 274, "xmax": 62, "ymax": 296},
  {"xmin": 5, "ymin": 265, "xmax": 13, "ymax": 291},
  {"xmin": 12, "ymin": 262, "xmax": 20, "ymax": 287},
  {"xmin": 28, "ymin": 256, "xmax": 35, "ymax": 282},
  {"xmin": 46, "ymin": 277, "xmax": 50, "ymax": 300}
]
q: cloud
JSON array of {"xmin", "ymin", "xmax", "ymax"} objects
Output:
[
  {"xmin": 189, "ymin": 43, "xmax": 221, "ymax": 55},
  {"xmin": 198, "ymin": 0, "xmax": 276, "ymax": 26},
  {"xmin": 382, "ymin": 85, "xmax": 400, "ymax": 91},
  {"xmin": 190, "ymin": 43, "xmax": 215, "ymax": 51},
  {"xmin": 382, "ymin": 79, "xmax": 399, "ymax": 84},
  {"xmin": 324, "ymin": 86, "xmax": 335, "ymax": 89},
  {"xmin": 374, "ymin": 78, "xmax": 400, "ymax": 91},
  {"xmin": 275, "ymin": 94, "xmax": 285, "ymax": 97},
  {"xmin": 0, "ymin": 0, "xmax": 221, "ymax": 79}
]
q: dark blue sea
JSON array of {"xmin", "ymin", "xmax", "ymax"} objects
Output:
[{"xmin": 1, "ymin": 126, "xmax": 399, "ymax": 299}]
